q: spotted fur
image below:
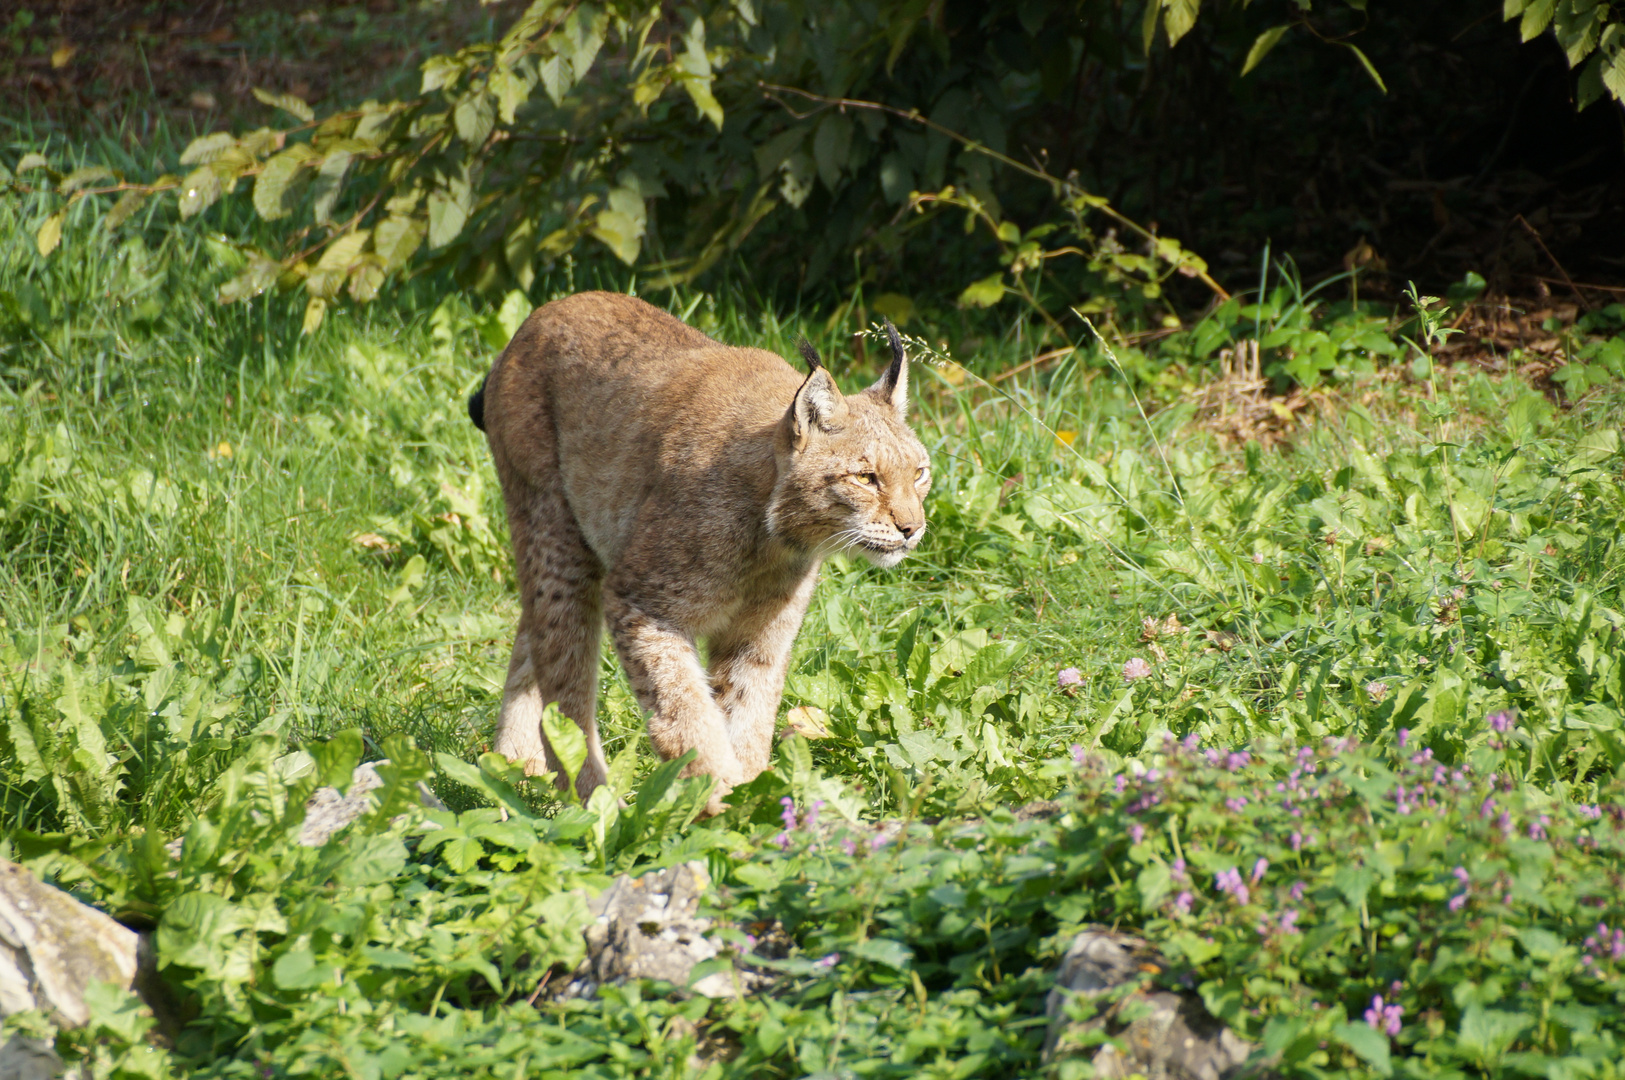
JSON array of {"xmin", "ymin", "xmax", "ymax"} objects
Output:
[{"xmin": 475, "ymin": 292, "xmax": 929, "ymax": 813}]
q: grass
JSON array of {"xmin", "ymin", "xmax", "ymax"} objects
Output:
[{"xmin": 5, "ymin": 128, "xmax": 1625, "ymax": 1077}]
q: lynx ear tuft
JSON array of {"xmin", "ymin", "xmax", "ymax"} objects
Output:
[
  {"xmin": 798, "ymin": 338, "xmax": 823, "ymax": 374},
  {"xmin": 790, "ymin": 366, "xmax": 847, "ymax": 450},
  {"xmin": 867, "ymin": 318, "xmax": 909, "ymax": 418}
]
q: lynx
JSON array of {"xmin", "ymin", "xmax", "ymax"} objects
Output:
[{"xmin": 469, "ymin": 292, "xmax": 929, "ymax": 813}]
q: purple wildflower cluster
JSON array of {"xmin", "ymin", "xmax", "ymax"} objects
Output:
[
  {"xmin": 1583, "ymin": 923, "xmax": 1625, "ymax": 968},
  {"xmin": 1448, "ymin": 866, "xmax": 1470, "ymax": 911},
  {"xmin": 1365, "ymin": 994, "xmax": 1404, "ymax": 1037},
  {"xmin": 774, "ymin": 796, "xmax": 825, "ymax": 850},
  {"xmin": 1214, "ymin": 867, "xmax": 1250, "ymax": 906}
]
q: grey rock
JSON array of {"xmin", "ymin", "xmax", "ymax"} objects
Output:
[
  {"xmin": 0, "ymin": 861, "xmax": 139, "ymax": 1028},
  {"xmin": 1045, "ymin": 929, "xmax": 1271, "ymax": 1080},
  {"xmin": 0, "ymin": 1036, "xmax": 68, "ymax": 1080},
  {"xmin": 556, "ymin": 861, "xmax": 764, "ymax": 1001},
  {"xmin": 0, "ymin": 859, "xmax": 141, "ymax": 1080}
]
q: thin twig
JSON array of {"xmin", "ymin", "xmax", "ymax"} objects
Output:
[
  {"xmin": 990, "ymin": 346, "xmax": 1075, "ymax": 383},
  {"xmin": 757, "ymin": 81, "xmax": 1230, "ymax": 301},
  {"xmin": 1516, "ymin": 214, "xmax": 1591, "ymax": 311}
]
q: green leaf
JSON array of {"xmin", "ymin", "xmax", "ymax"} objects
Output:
[
  {"xmin": 1333, "ymin": 1022, "xmax": 1392, "ymax": 1075},
  {"xmin": 385, "ymin": 552, "xmax": 426, "ymax": 604},
  {"xmin": 104, "ymin": 189, "xmax": 147, "ymax": 230},
  {"xmin": 271, "ymin": 948, "xmax": 327, "ymax": 990},
  {"xmin": 677, "ymin": 18, "xmax": 723, "ymax": 129},
  {"xmin": 177, "ymin": 166, "xmax": 222, "ymax": 219},
  {"xmin": 538, "ymin": 54, "xmax": 570, "ymax": 106},
  {"xmin": 852, "ymin": 937, "xmax": 913, "ymax": 970},
  {"xmin": 1242, "ymin": 25, "xmax": 1291, "ymax": 76},
  {"xmin": 454, "ymin": 91, "xmax": 496, "ymax": 146},
  {"xmin": 813, "ymin": 111, "xmax": 853, "ymax": 191},
  {"xmin": 427, "ymin": 174, "xmax": 472, "ymax": 249},
  {"xmin": 1163, "ymin": 0, "xmax": 1200, "ymax": 45},
  {"xmin": 179, "ymin": 132, "xmax": 237, "ymax": 166},
  {"xmin": 157, "ymin": 892, "xmax": 248, "ymax": 970},
  {"xmin": 36, "ymin": 211, "xmax": 64, "ymax": 257},
  {"xmin": 1519, "ymin": 0, "xmax": 1557, "ymax": 41},
  {"xmin": 591, "ymin": 184, "xmax": 646, "ymax": 264},
  {"xmin": 1342, "ymin": 43, "xmax": 1388, "ymax": 93},
  {"xmin": 959, "ymin": 272, "xmax": 1007, "ymax": 308},
  {"xmin": 58, "ymin": 165, "xmax": 114, "ymax": 193},
  {"xmin": 218, "ymin": 256, "xmax": 281, "ymax": 304},
  {"xmin": 301, "ymin": 296, "xmax": 326, "ymax": 336},
  {"xmin": 252, "ymin": 86, "xmax": 314, "ymax": 122},
  {"xmin": 311, "ymin": 151, "xmax": 352, "ymax": 224},
  {"xmin": 420, "ymin": 56, "xmax": 465, "ymax": 94},
  {"xmin": 333, "ymin": 835, "xmax": 407, "ymax": 886},
  {"xmin": 374, "ymin": 214, "xmax": 425, "ymax": 271},
  {"xmin": 541, "ymin": 703, "xmax": 588, "ymax": 796},
  {"xmin": 253, "ymin": 145, "xmax": 315, "ymax": 221},
  {"xmin": 561, "ymin": 6, "xmax": 606, "ymax": 81},
  {"xmin": 1458, "ymin": 1004, "xmax": 1532, "ymax": 1061}
]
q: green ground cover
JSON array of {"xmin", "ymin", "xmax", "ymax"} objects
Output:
[{"xmin": 4, "ymin": 133, "xmax": 1625, "ymax": 1078}]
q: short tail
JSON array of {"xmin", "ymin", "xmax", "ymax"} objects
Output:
[{"xmin": 468, "ymin": 377, "xmax": 487, "ymax": 431}]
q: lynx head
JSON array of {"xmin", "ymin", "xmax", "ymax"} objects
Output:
[{"xmin": 769, "ymin": 320, "xmax": 930, "ymax": 568}]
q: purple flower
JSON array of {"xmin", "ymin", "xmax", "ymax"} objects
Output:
[
  {"xmin": 1058, "ymin": 666, "xmax": 1083, "ymax": 689},
  {"xmin": 1214, "ymin": 868, "xmax": 1250, "ymax": 905},
  {"xmin": 1289, "ymin": 881, "xmax": 1305, "ymax": 902},
  {"xmin": 1448, "ymin": 893, "xmax": 1467, "ymax": 911},
  {"xmin": 1488, "ymin": 711, "xmax": 1513, "ymax": 733},
  {"xmin": 1172, "ymin": 891, "xmax": 1193, "ymax": 916},
  {"xmin": 1250, "ymin": 858, "xmax": 1269, "ymax": 884},
  {"xmin": 804, "ymin": 799, "xmax": 826, "ymax": 831},
  {"xmin": 1579, "ymin": 804, "xmax": 1602, "ymax": 821},
  {"xmin": 1123, "ymin": 657, "xmax": 1153, "ymax": 681},
  {"xmin": 1278, "ymin": 909, "xmax": 1301, "ymax": 934},
  {"xmin": 1397, "ymin": 728, "xmax": 1409, "ymax": 748},
  {"xmin": 1225, "ymin": 796, "xmax": 1248, "ymax": 813},
  {"xmin": 1171, "ymin": 858, "xmax": 1188, "ymax": 883},
  {"xmin": 773, "ymin": 831, "xmax": 790, "ymax": 850},
  {"xmin": 1182, "ymin": 733, "xmax": 1202, "ymax": 751},
  {"xmin": 1364, "ymin": 995, "xmax": 1404, "ymax": 1037},
  {"xmin": 1225, "ymin": 751, "xmax": 1252, "ymax": 771},
  {"xmin": 1290, "ymin": 830, "xmax": 1303, "ymax": 852},
  {"xmin": 1205, "ymin": 749, "xmax": 1225, "ymax": 766},
  {"xmin": 1129, "ymin": 823, "xmax": 1146, "ymax": 845},
  {"xmin": 780, "ymin": 796, "xmax": 799, "ymax": 831},
  {"xmin": 1071, "ymin": 744, "xmax": 1087, "ymax": 766},
  {"xmin": 841, "ymin": 837, "xmax": 857, "ymax": 857},
  {"xmin": 1452, "ymin": 866, "xmax": 1469, "ymax": 885},
  {"xmin": 1112, "ymin": 773, "xmax": 1127, "ymax": 794},
  {"xmin": 815, "ymin": 953, "xmax": 839, "ymax": 969}
]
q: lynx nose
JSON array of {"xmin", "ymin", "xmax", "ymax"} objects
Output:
[{"xmin": 897, "ymin": 521, "xmax": 921, "ymax": 540}]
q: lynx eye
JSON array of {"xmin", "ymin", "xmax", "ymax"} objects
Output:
[{"xmin": 850, "ymin": 472, "xmax": 879, "ymax": 489}]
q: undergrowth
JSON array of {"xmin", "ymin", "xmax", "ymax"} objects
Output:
[{"xmin": 4, "ymin": 140, "xmax": 1625, "ymax": 1078}]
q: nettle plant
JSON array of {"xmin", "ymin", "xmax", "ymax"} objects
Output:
[{"xmin": 730, "ymin": 732, "xmax": 1625, "ymax": 1078}]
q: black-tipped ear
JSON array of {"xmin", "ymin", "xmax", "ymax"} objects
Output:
[
  {"xmin": 798, "ymin": 338, "xmax": 823, "ymax": 374},
  {"xmin": 789, "ymin": 367, "xmax": 848, "ymax": 451},
  {"xmin": 867, "ymin": 318, "xmax": 909, "ymax": 418}
]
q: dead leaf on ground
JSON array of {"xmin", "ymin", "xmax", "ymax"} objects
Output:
[{"xmin": 782, "ymin": 705, "xmax": 831, "ymax": 740}]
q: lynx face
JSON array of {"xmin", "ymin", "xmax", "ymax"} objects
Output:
[{"xmin": 768, "ymin": 330, "xmax": 930, "ymax": 568}]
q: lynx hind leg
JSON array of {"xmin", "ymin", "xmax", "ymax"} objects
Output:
[{"xmin": 492, "ymin": 477, "xmax": 608, "ymax": 803}]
